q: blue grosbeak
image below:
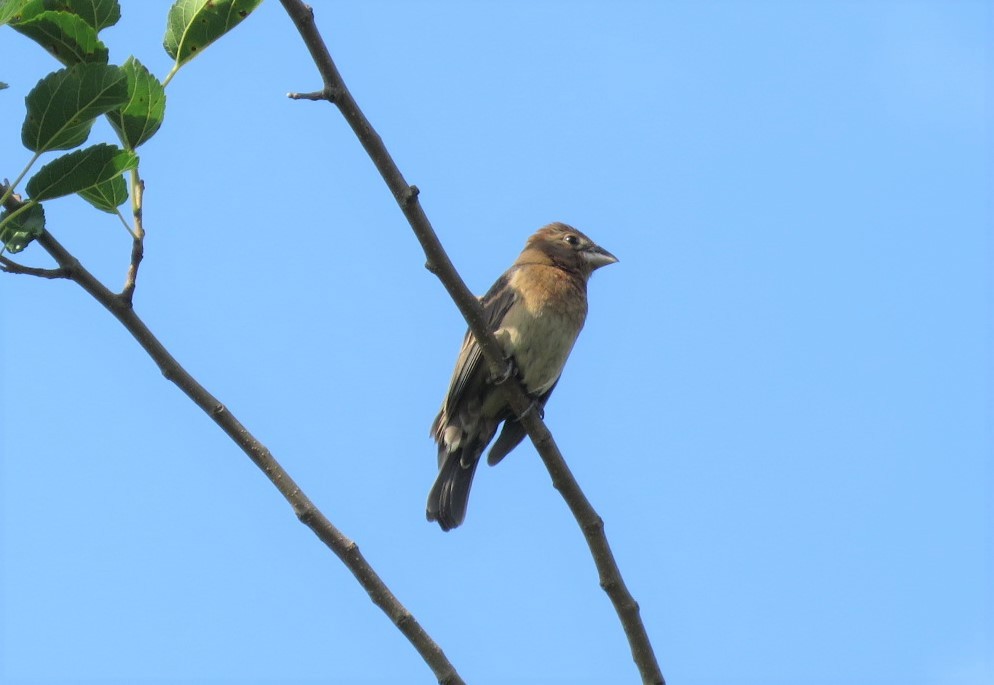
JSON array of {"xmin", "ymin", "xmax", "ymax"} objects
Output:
[{"xmin": 427, "ymin": 222, "xmax": 618, "ymax": 530}]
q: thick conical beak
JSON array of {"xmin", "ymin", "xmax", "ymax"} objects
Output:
[{"xmin": 583, "ymin": 244, "xmax": 619, "ymax": 270}]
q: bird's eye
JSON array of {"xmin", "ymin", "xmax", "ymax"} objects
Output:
[{"xmin": 564, "ymin": 234, "xmax": 579, "ymax": 247}]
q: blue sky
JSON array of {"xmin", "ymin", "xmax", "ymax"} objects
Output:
[{"xmin": 1, "ymin": 2, "xmax": 991, "ymax": 684}]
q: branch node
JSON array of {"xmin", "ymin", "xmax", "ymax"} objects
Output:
[
  {"xmin": 296, "ymin": 502, "xmax": 318, "ymax": 525},
  {"xmin": 583, "ymin": 515, "xmax": 605, "ymax": 536},
  {"xmin": 345, "ymin": 539, "xmax": 361, "ymax": 561},
  {"xmin": 403, "ymin": 185, "xmax": 420, "ymax": 206}
]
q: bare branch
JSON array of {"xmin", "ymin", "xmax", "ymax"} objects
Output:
[
  {"xmin": 25, "ymin": 225, "xmax": 465, "ymax": 685},
  {"xmin": 277, "ymin": 2, "xmax": 665, "ymax": 683}
]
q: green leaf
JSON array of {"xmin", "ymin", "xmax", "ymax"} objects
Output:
[
  {"xmin": 25, "ymin": 143, "xmax": 138, "ymax": 202},
  {"xmin": 0, "ymin": 0, "xmax": 32, "ymax": 27},
  {"xmin": 163, "ymin": 0, "xmax": 261, "ymax": 69},
  {"xmin": 21, "ymin": 63, "xmax": 128, "ymax": 153},
  {"xmin": 77, "ymin": 172, "xmax": 127, "ymax": 212},
  {"xmin": 107, "ymin": 57, "xmax": 166, "ymax": 149},
  {"xmin": 10, "ymin": 9, "xmax": 108, "ymax": 64},
  {"xmin": 0, "ymin": 202, "xmax": 46, "ymax": 253},
  {"xmin": 27, "ymin": 0, "xmax": 121, "ymax": 32},
  {"xmin": 0, "ymin": 82, "xmax": 8, "ymax": 90}
]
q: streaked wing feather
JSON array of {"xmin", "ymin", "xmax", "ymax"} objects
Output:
[{"xmin": 443, "ymin": 270, "xmax": 519, "ymax": 413}]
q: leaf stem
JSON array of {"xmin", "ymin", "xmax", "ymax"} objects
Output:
[
  {"xmin": 161, "ymin": 63, "xmax": 179, "ymax": 89},
  {"xmin": 114, "ymin": 207, "xmax": 135, "ymax": 237},
  {"xmin": 0, "ymin": 152, "xmax": 41, "ymax": 206}
]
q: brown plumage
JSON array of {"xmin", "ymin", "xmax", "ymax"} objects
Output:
[{"xmin": 426, "ymin": 222, "xmax": 618, "ymax": 530}]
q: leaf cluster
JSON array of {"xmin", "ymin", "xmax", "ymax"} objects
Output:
[{"xmin": 1, "ymin": 0, "xmax": 261, "ymax": 252}]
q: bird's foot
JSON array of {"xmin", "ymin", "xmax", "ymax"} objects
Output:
[{"xmin": 491, "ymin": 358, "xmax": 517, "ymax": 385}]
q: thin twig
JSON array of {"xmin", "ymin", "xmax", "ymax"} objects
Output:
[
  {"xmin": 287, "ymin": 89, "xmax": 327, "ymax": 101},
  {"xmin": 0, "ymin": 253, "xmax": 69, "ymax": 278},
  {"xmin": 277, "ymin": 2, "xmax": 665, "ymax": 683}
]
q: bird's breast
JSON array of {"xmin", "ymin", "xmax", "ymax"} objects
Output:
[{"xmin": 498, "ymin": 266, "xmax": 588, "ymax": 396}]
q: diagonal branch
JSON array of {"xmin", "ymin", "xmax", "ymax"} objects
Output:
[
  {"xmin": 6, "ymin": 209, "xmax": 464, "ymax": 684},
  {"xmin": 277, "ymin": 2, "xmax": 665, "ymax": 683}
]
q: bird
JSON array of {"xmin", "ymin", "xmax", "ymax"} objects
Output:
[{"xmin": 426, "ymin": 222, "xmax": 618, "ymax": 530}]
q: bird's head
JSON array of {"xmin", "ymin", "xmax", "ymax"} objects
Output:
[{"xmin": 518, "ymin": 222, "xmax": 618, "ymax": 278}]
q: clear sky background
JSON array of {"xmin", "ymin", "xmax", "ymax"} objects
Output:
[{"xmin": 1, "ymin": 2, "xmax": 991, "ymax": 684}]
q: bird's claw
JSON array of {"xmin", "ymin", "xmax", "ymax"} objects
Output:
[{"xmin": 492, "ymin": 358, "xmax": 516, "ymax": 385}]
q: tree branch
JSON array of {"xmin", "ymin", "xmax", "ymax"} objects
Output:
[
  {"xmin": 9, "ymin": 216, "xmax": 464, "ymax": 685},
  {"xmin": 277, "ymin": 2, "xmax": 665, "ymax": 683},
  {"xmin": 0, "ymin": 253, "xmax": 69, "ymax": 278}
]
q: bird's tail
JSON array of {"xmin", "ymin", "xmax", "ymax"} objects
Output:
[{"xmin": 426, "ymin": 451, "xmax": 480, "ymax": 531}]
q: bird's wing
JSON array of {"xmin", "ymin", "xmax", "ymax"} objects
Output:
[{"xmin": 443, "ymin": 269, "xmax": 519, "ymax": 414}]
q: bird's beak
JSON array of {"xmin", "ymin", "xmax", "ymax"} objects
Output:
[{"xmin": 583, "ymin": 244, "xmax": 619, "ymax": 270}]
